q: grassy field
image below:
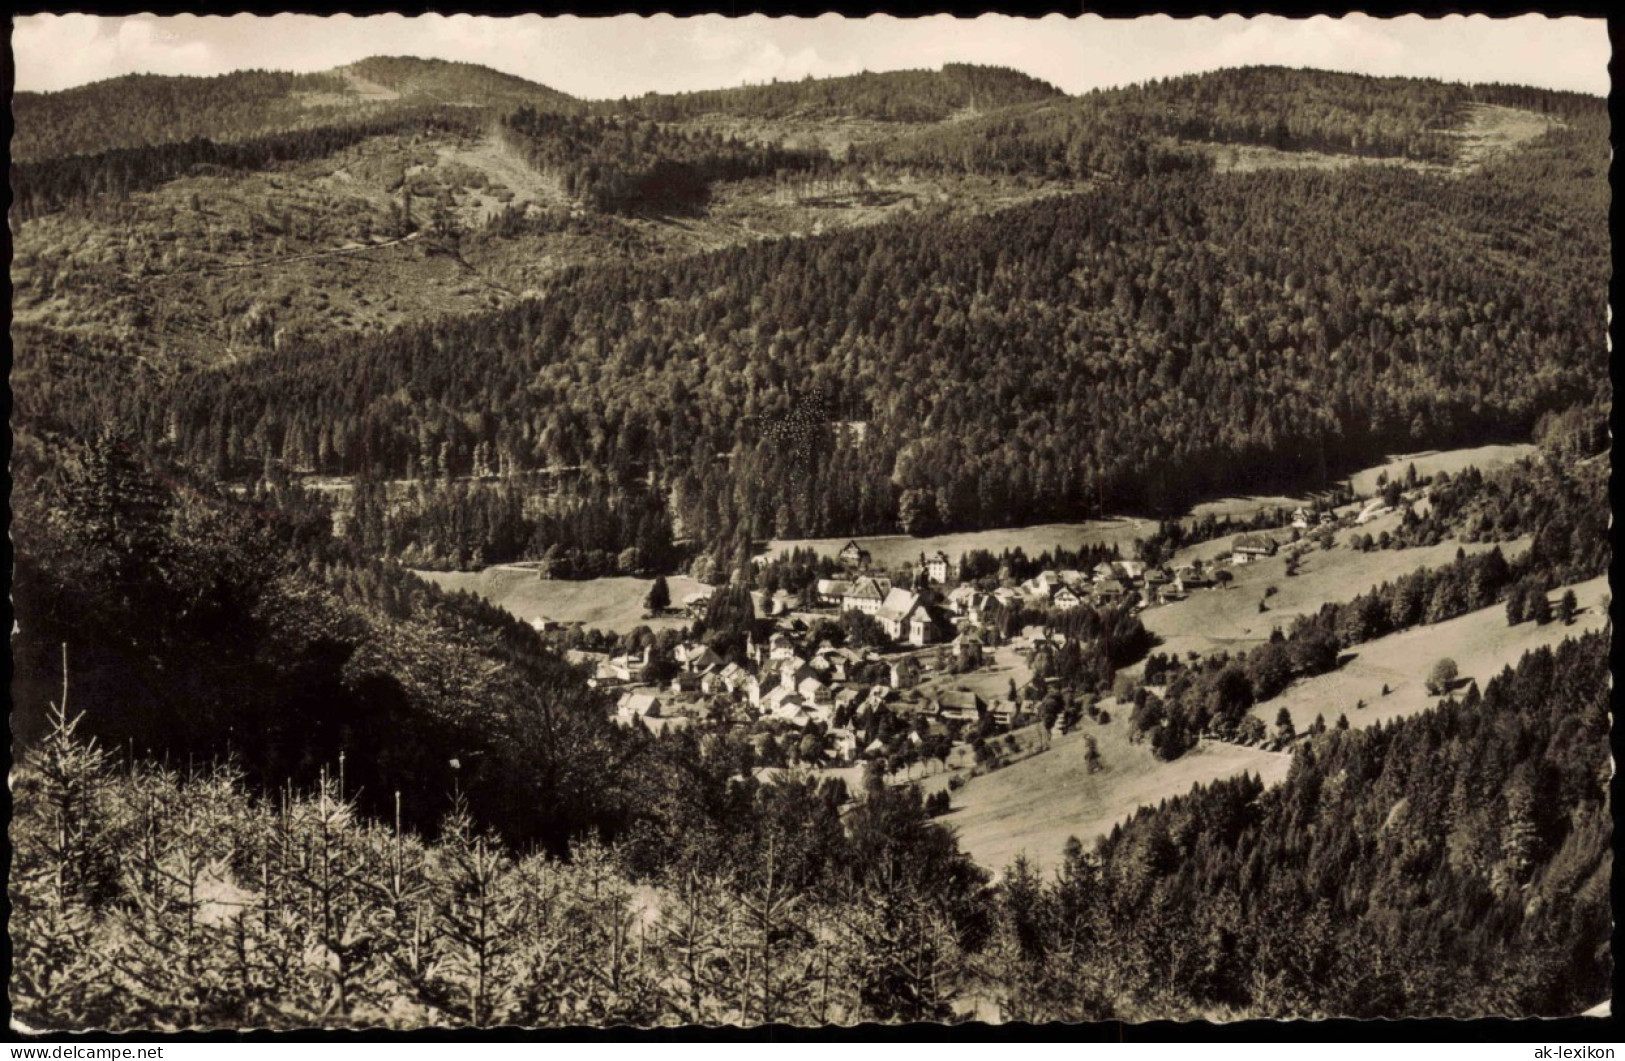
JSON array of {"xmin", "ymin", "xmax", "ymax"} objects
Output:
[
  {"xmin": 415, "ymin": 568, "xmax": 710, "ymax": 635},
  {"xmin": 1139, "ymin": 528, "xmax": 1531, "ymax": 661},
  {"xmin": 1184, "ymin": 444, "xmax": 1536, "ymax": 524},
  {"xmin": 765, "ymin": 518, "xmax": 1153, "ymax": 570},
  {"xmin": 1253, "ymin": 574, "xmax": 1609, "ymax": 736},
  {"xmin": 914, "ymin": 642, "xmax": 1033, "ymax": 706},
  {"xmin": 765, "ymin": 446, "xmax": 1538, "ymax": 574},
  {"xmin": 938, "ymin": 702, "xmax": 1288, "ymax": 876},
  {"xmin": 1345, "ymin": 444, "xmax": 1535, "ymax": 496}
]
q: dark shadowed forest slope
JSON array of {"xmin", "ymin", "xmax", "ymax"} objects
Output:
[
  {"xmin": 9, "ymin": 433, "xmax": 630, "ymax": 855},
  {"xmin": 10, "ymin": 618, "xmax": 1609, "ymax": 1027}
]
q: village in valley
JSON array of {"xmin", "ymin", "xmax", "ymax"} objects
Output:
[{"xmin": 551, "ymin": 493, "xmax": 1362, "ymax": 796}]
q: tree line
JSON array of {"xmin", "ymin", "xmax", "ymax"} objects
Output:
[{"xmin": 596, "ymin": 63, "xmax": 1063, "ymax": 124}]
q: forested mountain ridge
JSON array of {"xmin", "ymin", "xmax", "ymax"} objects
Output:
[
  {"xmin": 11, "ymin": 57, "xmax": 1057, "ymax": 165},
  {"xmin": 11, "ymin": 56, "xmax": 579, "ymax": 162},
  {"xmin": 11, "ymin": 68, "xmax": 359, "ymax": 162},
  {"xmin": 13, "ymin": 62, "xmax": 1598, "ymax": 373},
  {"xmin": 343, "ymin": 56, "xmax": 582, "ymax": 112},
  {"xmin": 595, "ymin": 62, "xmax": 1064, "ymax": 122},
  {"xmin": 857, "ymin": 65, "xmax": 1601, "ymax": 177}
]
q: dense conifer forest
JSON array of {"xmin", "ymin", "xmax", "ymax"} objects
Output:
[
  {"xmin": 497, "ymin": 107, "xmax": 825, "ymax": 214},
  {"xmin": 10, "ymin": 69, "xmax": 355, "ymax": 162},
  {"xmin": 75, "ymin": 103, "xmax": 1601, "ymax": 565}
]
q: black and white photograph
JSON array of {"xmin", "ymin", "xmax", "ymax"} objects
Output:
[{"xmin": 6, "ymin": 12, "xmax": 1613, "ymax": 1033}]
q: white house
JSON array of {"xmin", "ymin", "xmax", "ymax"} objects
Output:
[
  {"xmin": 838, "ymin": 540, "xmax": 872, "ymax": 570},
  {"xmin": 608, "ymin": 648, "xmax": 650, "ymax": 683},
  {"xmin": 877, "ymin": 587, "xmax": 941, "ymax": 646},
  {"xmin": 842, "ymin": 577, "xmax": 892, "ymax": 615},
  {"xmin": 936, "ymin": 690, "xmax": 985, "ymax": 722},
  {"xmin": 1231, "ymin": 534, "xmax": 1278, "ymax": 563},
  {"xmin": 815, "ymin": 578, "xmax": 853, "ymax": 606},
  {"xmin": 764, "ymin": 684, "xmax": 805, "ymax": 715},
  {"xmin": 616, "ymin": 692, "xmax": 663, "ymax": 721},
  {"xmin": 828, "ymin": 728, "xmax": 859, "ymax": 764}
]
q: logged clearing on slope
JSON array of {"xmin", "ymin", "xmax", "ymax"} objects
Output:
[
  {"xmin": 415, "ymin": 568, "xmax": 711, "ymax": 635},
  {"xmin": 940, "ymin": 704, "xmax": 1288, "ymax": 876},
  {"xmin": 1449, "ymin": 104, "xmax": 1564, "ymax": 170},
  {"xmin": 1253, "ymin": 574, "xmax": 1609, "ymax": 736},
  {"xmin": 1209, "ymin": 105, "xmax": 1558, "ymax": 176}
]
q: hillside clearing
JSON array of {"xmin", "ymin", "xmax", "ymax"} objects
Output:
[
  {"xmin": 1450, "ymin": 104, "xmax": 1563, "ymax": 170},
  {"xmin": 1140, "ymin": 531, "xmax": 1531, "ymax": 660},
  {"xmin": 1254, "ymin": 574, "xmax": 1608, "ymax": 736},
  {"xmin": 915, "ymin": 642, "xmax": 1033, "ymax": 707},
  {"xmin": 415, "ymin": 568, "xmax": 710, "ymax": 634},
  {"xmin": 765, "ymin": 518, "xmax": 1152, "ymax": 570},
  {"xmin": 1211, "ymin": 142, "xmax": 1432, "ymax": 174},
  {"xmin": 940, "ymin": 703, "xmax": 1288, "ymax": 876},
  {"xmin": 1345, "ymin": 444, "xmax": 1536, "ymax": 496}
]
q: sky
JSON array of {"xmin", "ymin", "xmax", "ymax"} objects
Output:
[{"xmin": 11, "ymin": 13, "xmax": 1611, "ymax": 99}]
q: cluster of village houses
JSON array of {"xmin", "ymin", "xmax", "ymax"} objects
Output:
[{"xmin": 540, "ymin": 508, "xmax": 1341, "ymax": 766}]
